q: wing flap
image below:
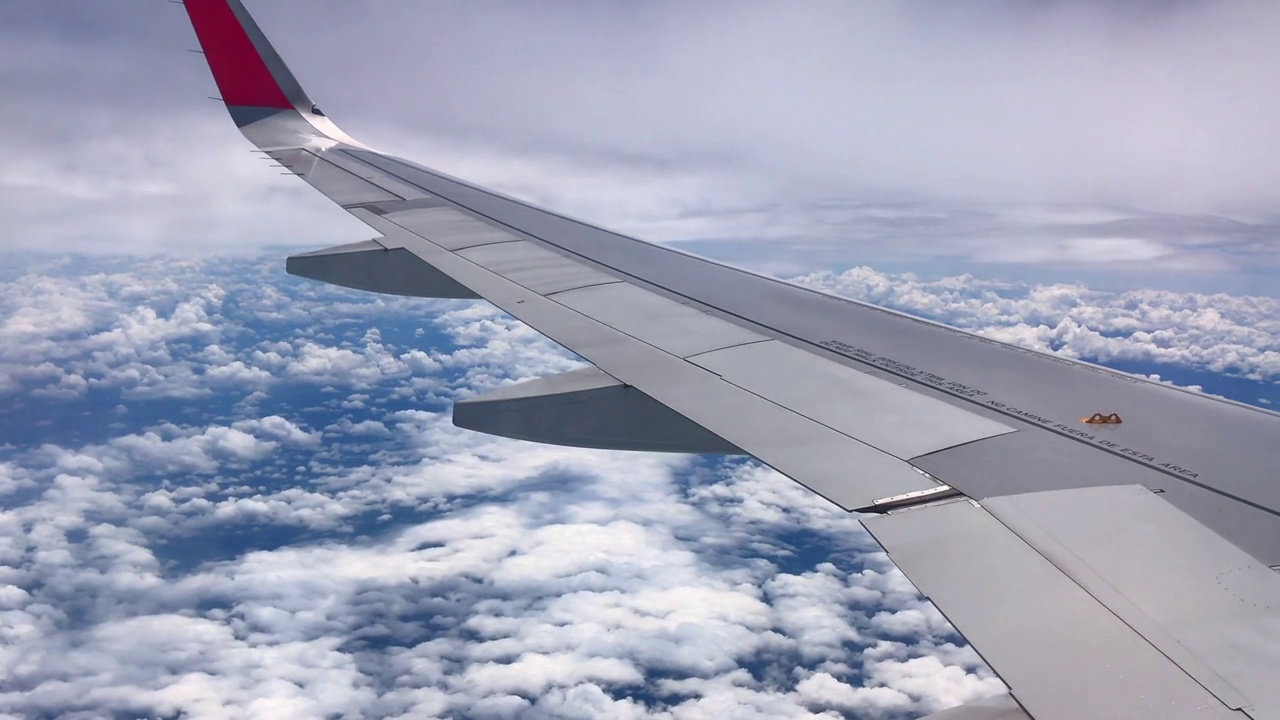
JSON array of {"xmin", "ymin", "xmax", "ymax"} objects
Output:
[
  {"xmin": 863, "ymin": 498, "xmax": 1234, "ymax": 720},
  {"xmin": 983, "ymin": 485, "xmax": 1280, "ymax": 716}
]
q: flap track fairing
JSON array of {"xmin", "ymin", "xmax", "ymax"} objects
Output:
[
  {"xmin": 286, "ymin": 240, "xmax": 480, "ymax": 299},
  {"xmin": 454, "ymin": 367, "xmax": 743, "ymax": 455}
]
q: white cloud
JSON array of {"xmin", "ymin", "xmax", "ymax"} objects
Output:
[
  {"xmin": 0, "ymin": 260, "xmax": 496, "ymax": 405},
  {"xmin": 100, "ymin": 424, "xmax": 278, "ymax": 475},
  {"xmin": 464, "ymin": 654, "xmax": 644, "ymax": 698},
  {"xmin": 1, "ymin": 425, "xmax": 1002, "ymax": 718},
  {"xmin": 0, "ymin": 463, "xmax": 33, "ymax": 500},
  {"xmin": 864, "ymin": 656, "xmax": 1006, "ymax": 716},
  {"xmin": 792, "ymin": 266, "xmax": 1280, "ymax": 382},
  {"xmin": 978, "ymin": 236, "xmax": 1179, "ymax": 265},
  {"xmin": 0, "ymin": 270, "xmax": 229, "ymax": 400},
  {"xmin": 15, "ymin": 251, "xmax": 1272, "ymax": 719},
  {"xmin": 795, "ymin": 672, "xmax": 912, "ymax": 717},
  {"xmin": 0, "ymin": 255, "xmax": 1022, "ymax": 719},
  {"xmin": 325, "ymin": 418, "xmax": 393, "ymax": 439},
  {"xmin": 203, "ymin": 360, "xmax": 274, "ymax": 386},
  {"xmin": 232, "ymin": 416, "xmax": 320, "ymax": 446}
]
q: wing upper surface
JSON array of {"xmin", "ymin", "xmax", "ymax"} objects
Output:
[
  {"xmin": 182, "ymin": 3, "xmax": 1280, "ymax": 718},
  {"xmin": 315, "ymin": 144, "xmax": 1280, "ymax": 563}
]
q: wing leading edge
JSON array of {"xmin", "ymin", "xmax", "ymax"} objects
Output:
[{"xmin": 180, "ymin": 3, "xmax": 1280, "ymax": 719}]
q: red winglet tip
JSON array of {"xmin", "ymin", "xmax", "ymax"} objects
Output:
[{"xmin": 185, "ymin": 0, "xmax": 294, "ymax": 109}]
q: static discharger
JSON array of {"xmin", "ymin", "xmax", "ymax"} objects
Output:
[{"xmin": 1083, "ymin": 412, "xmax": 1123, "ymax": 425}]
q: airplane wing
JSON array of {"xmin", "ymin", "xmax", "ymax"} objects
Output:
[{"xmin": 182, "ymin": 3, "xmax": 1280, "ymax": 718}]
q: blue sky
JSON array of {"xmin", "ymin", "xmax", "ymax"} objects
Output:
[{"xmin": 2, "ymin": 2, "xmax": 1280, "ymax": 718}]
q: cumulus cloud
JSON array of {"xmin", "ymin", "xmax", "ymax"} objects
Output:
[
  {"xmin": 0, "ymin": 255, "xmax": 1036, "ymax": 719},
  {"xmin": 795, "ymin": 673, "xmax": 913, "ymax": 717},
  {"xmin": 0, "ymin": 267, "xmax": 228, "ymax": 399},
  {"xmin": 0, "ymin": 258, "xmax": 552, "ymax": 406},
  {"xmin": 104, "ymin": 423, "xmax": 277, "ymax": 472},
  {"xmin": 8, "ymin": 1, "xmax": 1279, "ymax": 706},
  {"xmin": 2, "ymin": 423, "xmax": 1001, "ymax": 718},
  {"xmin": 792, "ymin": 266, "xmax": 1280, "ymax": 382},
  {"xmin": 4, "ymin": 249, "xmax": 1274, "ymax": 718}
]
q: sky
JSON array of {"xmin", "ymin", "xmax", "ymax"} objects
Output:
[
  {"xmin": 1, "ymin": 2, "xmax": 1280, "ymax": 719},
  {"xmin": 3, "ymin": 1, "xmax": 1280, "ymax": 291}
]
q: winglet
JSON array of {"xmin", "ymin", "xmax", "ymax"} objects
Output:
[{"xmin": 184, "ymin": 0, "xmax": 313, "ymax": 124}]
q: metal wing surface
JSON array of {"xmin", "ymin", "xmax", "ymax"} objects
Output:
[{"xmin": 182, "ymin": 3, "xmax": 1280, "ymax": 718}]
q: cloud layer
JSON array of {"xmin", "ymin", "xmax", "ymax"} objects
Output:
[
  {"xmin": 2, "ymin": 253, "xmax": 1275, "ymax": 718},
  {"xmin": 790, "ymin": 266, "xmax": 1280, "ymax": 382},
  {"xmin": 1, "ymin": 256, "xmax": 1021, "ymax": 719}
]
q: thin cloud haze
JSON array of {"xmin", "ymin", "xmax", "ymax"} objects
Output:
[
  {"xmin": 2, "ymin": 2, "xmax": 1278, "ymax": 285},
  {"xmin": 260, "ymin": 0, "xmax": 1280, "ymax": 213}
]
